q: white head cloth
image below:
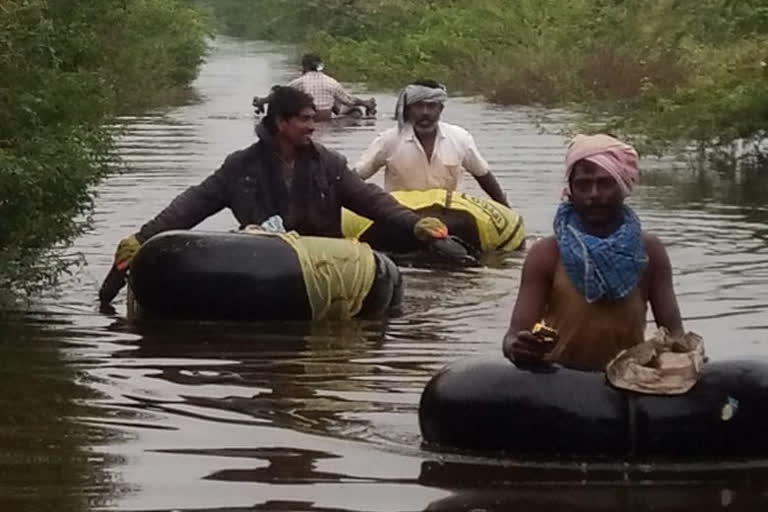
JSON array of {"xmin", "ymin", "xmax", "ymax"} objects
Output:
[{"xmin": 394, "ymin": 83, "xmax": 448, "ymax": 131}]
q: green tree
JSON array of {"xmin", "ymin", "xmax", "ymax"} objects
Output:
[{"xmin": 0, "ymin": 0, "xmax": 210, "ymax": 294}]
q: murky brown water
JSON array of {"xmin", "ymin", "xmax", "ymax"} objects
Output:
[{"xmin": 3, "ymin": 37, "xmax": 768, "ymax": 511}]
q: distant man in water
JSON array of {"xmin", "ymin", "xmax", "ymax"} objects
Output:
[
  {"xmin": 354, "ymin": 79, "xmax": 509, "ymax": 207},
  {"xmin": 99, "ymin": 86, "xmax": 450, "ymax": 304},
  {"xmin": 502, "ymin": 134, "xmax": 684, "ymax": 370},
  {"xmin": 287, "ymin": 54, "xmax": 376, "ymax": 121}
]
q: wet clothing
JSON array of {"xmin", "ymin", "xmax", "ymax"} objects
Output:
[
  {"xmin": 544, "ymin": 262, "xmax": 647, "ymax": 371},
  {"xmin": 136, "ymin": 122, "xmax": 420, "ymax": 243},
  {"xmin": 554, "ymin": 202, "xmax": 648, "ymax": 303},
  {"xmin": 354, "ymin": 122, "xmax": 489, "ymax": 192}
]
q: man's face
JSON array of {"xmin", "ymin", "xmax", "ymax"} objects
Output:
[
  {"xmin": 569, "ymin": 160, "xmax": 624, "ymax": 230},
  {"xmin": 407, "ymin": 101, "xmax": 443, "ymax": 135},
  {"xmin": 276, "ymin": 107, "xmax": 316, "ymax": 146}
]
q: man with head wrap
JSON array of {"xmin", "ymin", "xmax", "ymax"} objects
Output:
[
  {"xmin": 354, "ymin": 80, "xmax": 509, "ymax": 207},
  {"xmin": 502, "ymin": 134, "xmax": 684, "ymax": 371}
]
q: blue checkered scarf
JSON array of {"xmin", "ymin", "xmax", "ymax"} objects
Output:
[{"xmin": 554, "ymin": 202, "xmax": 648, "ymax": 303}]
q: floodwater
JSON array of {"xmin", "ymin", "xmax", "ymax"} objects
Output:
[{"xmin": 3, "ymin": 37, "xmax": 768, "ymax": 511}]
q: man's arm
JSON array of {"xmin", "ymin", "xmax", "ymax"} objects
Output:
[
  {"xmin": 502, "ymin": 238, "xmax": 557, "ymax": 361},
  {"xmin": 353, "ymin": 131, "xmax": 392, "ymax": 180},
  {"xmin": 136, "ymin": 162, "xmax": 230, "ymax": 242},
  {"xmin": 645, "ymin": 233, "xmax": 684, "ymax": 336},
  {"xmin": 100, "ymin": 157, "xmax": 233, "ymax": 304},
  {"xmin": 462, "ymin": 132, "xmax": 509, "ymax": 206},
  {"xmin": 338, "ymin": 165, "xmax": 420, "ymax": 234},
  {"xmin": 330, "ymin": 78, "xmax": 368, "ymax": 107},
  {"xmin": 474, "ymin": 173, "xmax": 509, "ymax": 207}
]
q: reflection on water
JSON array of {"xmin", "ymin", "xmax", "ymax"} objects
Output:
[
  {"xmin": 0, "ymin": 316, "xmax": 123, "ymax": 512},
  {"xmin": 3, "ymin": 36, "xmax": 768, "ymax": 511},
  {"xmin": 424, "ymin": 486, "xmax": 766, "ymax": 512}
]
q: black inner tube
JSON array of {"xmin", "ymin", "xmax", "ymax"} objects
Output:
[
  {"xmin": 360, "ymin": 205, "xmax": 481, "ymax": 254},
  {"xmin": 419, "ymin": 357, "xmax": 768, "ymax": 459},
  {"xmin": 130, "ymin": 231, "xmax": 311, "ymax": 320}
]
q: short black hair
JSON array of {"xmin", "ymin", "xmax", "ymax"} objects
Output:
[
  {"xmin": 301, "ymin": 53, "xmax": 323, "ymax": 72},
  {"xmin": 264, "ymin": 86, "xmax": 316, "ymax": 133}
]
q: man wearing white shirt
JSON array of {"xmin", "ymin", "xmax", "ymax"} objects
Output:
[{"xmin": 354, "ymin": 80, "xmax": 509, "ymax": 207}]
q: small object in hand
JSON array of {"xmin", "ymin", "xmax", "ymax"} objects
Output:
[{"xmin": 532, "ymin": 322, "xmax": 558, "ymax": 344}]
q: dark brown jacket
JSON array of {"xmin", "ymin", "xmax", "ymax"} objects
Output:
[{"xmin": 137, "ymin": 122, "xmax": 420, "ymax": 242}]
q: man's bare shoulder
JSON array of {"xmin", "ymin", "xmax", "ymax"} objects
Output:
[
  {"xmin": 642, "ymin": 231, "xmax": 673, "ymax": 275},
  {"xmin": 523, "ymin": 236, "xmax": 559, "ymax": 273},
  {"xmin": 643, "ymin": 231, "xmax": 667, "ymax": 259}
]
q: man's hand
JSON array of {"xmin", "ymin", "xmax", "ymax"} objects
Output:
[
  {"xmin": 503, "ymin": 330, "xmax": 554, "ymax": 364},
  {"xmin": 414, "ymin": 217, "xmax": 448, "ymax": 241},
  {"xmin": 363, "ymin": 98, "xmax": 377, "ymax": 115},
  {"xmin": 114, "ymin": 235, "xmax": 141, "ymax": 271},
  {"xmin": 99, "ymin": 234, "xmax": 141, "ymax": 306}
]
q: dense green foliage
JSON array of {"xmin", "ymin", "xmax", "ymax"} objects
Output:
[
  {"xmin": 1, "ymin": 0, "xmax": 209, "ymax": 292},
  {"xmin": 206, "ymin": 0, "xmax": 768, "ymax": 155}
]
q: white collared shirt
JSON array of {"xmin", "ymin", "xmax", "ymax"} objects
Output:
[{"xmin": 354, "ymin": 122, "xmax": 489, "ymax": 192}]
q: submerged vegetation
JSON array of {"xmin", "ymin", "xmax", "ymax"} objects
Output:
[
  {"xmin": 1, "ymin": 0, "xmax": 209, "ymax": 292},
  {"xmin": 206, "ymin": 0, "xmax": 768, "ymax": 157}
]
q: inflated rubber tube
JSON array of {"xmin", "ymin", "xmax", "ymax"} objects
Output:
[
  {"xmin": 342, "ymin": 189, "xmax": 525, "ymax": 255},
  {"xmin": 419, "ymin": 357, "xmax": 768, "ymax": 458},
  {"xmin": 357, "ymin": 249, "xmax": 403, "ymax": 319},
  {"xmin": 128, "ymin": 230, "xmax": 401, "ymax": 321},
  {"xmin": 421, "ymin": 484, "xmax": 768, "ymax": 511}
]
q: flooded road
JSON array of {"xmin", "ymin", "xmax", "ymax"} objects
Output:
[{"xmin": 3, "ymin": 37, "xmax": 768, "ymax": 511}]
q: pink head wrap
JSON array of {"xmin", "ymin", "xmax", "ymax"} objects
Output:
[{"xmin": 564, "ymin": 134, "xmax": 639, "ymax": 198}]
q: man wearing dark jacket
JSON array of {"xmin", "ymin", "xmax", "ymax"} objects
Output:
[{"xmin": 100, "ymin": 86, "xmax": 449, "ymax": 304}]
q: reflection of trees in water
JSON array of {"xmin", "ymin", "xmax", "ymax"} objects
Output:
[
  {"xmin": 149, "ymin": 446, "xmax": 422, "ymax": 512},
  {"xmin": 642, "ymin": 163, "xmax": 768, "ymax": 219},
  {"xmin": 419, "ymin": 460, "xmax": 768, "ymax": 511},
  {"xmin": 158, "ymin": 446, "xmax": 409, "ymax": 486},
  {"xmin": 154, "ymin": 446, "xmax": 349, "ymax": 484},
  {"xmin": 109, "ymin": 319, "xmax": 421, "ymax": 440},
  {"xmin": 0, "ymin": 315, "xmax": 123, "ymax": 511},
  {"xmin": 638, "ymin": 167, "xmax": 768, "ymax": 295}
]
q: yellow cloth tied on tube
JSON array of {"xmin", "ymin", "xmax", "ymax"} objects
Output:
[
  {"xmin": 341, "ymin": 189, "xmax": 525, "ymax": 252},
  {"xmin": 270, "ymin": 231, "xmax": 376, "ymax": 321}
]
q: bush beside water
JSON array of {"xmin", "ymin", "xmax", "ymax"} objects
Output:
[{"xmin": 1, "ymin": 0, "xmax": 210, "ymax": 293}]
